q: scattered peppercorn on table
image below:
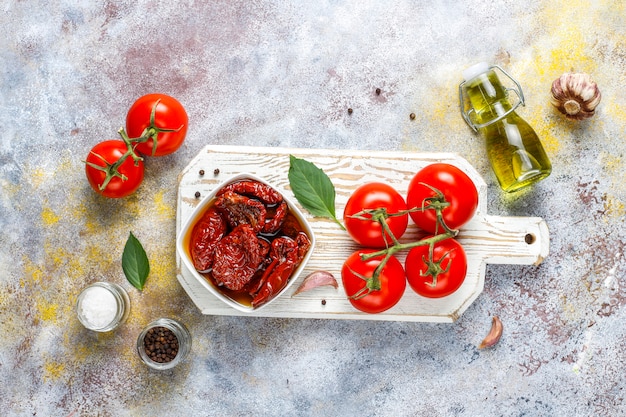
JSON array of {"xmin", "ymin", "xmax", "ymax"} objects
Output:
[{"xmin": 2, "ymin": 1, "xmax": 625, "ymax": 416}]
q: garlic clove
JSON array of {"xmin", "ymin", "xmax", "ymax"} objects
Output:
[
  {"xmin": 292, "ymin": 271, "xmax": 338, "ymax": 296},
  {"xmin": 478, "ymin": 316, "xmax": 503, "ymax": 349},
  {"xmin": 550, "ymin": 72, "xmax": 601, "ymax": 120}
]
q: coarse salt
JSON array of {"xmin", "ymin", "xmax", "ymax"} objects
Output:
[{"xmin": 79, "ymin": 285, "xmax": 118, "ymax": 329}]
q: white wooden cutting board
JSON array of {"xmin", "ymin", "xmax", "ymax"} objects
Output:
[{"xmin": 175, "ymin": 145, "xmax": 549, "ymax": 323}]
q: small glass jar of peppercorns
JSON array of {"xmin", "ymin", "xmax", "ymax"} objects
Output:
[{"xmin": 137, "ymin": 318, "xmax": 191, "ymax": 370}]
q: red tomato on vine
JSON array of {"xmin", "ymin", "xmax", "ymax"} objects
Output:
[
  {"xmin": 85, "ymin": 140, "xmax": 145, "ymax": 198},
  {"xmin": 406, "ymin": 163, "xmax": 478, "ymax": 234},
  {"xmin": 126, "ymin": 93, "xmax": 188, "ymax": 156},
  {"xmin": 341, "ymin": 249, "xmax": 406, "ymax": 313},
  {"xmin": 405, "ymin": 237, "xmax": 467, "ymax": 298},
  {"xmin": 343, "ymin": 182, "xmax": 408, "ymax": 248}
]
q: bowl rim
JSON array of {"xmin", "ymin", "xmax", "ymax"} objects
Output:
[{"xmin": 176, "ymin": 172, "xmax": 316, "ymax": 312}]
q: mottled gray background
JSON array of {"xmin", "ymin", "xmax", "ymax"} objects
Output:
[{"xmin": 1, "ymin": 1, "xmax": 625, "ymax": 416}]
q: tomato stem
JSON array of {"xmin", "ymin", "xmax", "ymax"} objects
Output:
[
  {"xmin": 118, "ymin": 128, "xmax": 144, "ymax": 165},
  {"xmin": 420, "ymin": 244, "xmax": 454, "ymax": 287},
  {"xmin": 84, "ymin": 150, "xmax": 130, "ymax": 191},
  {"xmin": 360, "ymin": 230, "xmax": 455, "ymax": 261},
  {"xmin": 415, "ymin": 182, "xmax": 455, "ymax": 235},
  {"xmin": 346, "ymin": 265, "xmax": 383, "ymax": 300},
  {"xmin": 348, "ymin": 207, "xmax": 403, "ymax": 246}
]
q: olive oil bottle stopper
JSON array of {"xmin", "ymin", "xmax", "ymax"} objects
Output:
[{"xmin": 459, "ymin": 63, "xmax": 552, "ymax": 193}]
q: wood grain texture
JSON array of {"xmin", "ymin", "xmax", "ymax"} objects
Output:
[{"xmin": 176, "ymin": 145, "xmax": 549, "ymax": 322}]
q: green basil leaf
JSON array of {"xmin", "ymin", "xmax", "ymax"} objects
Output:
[
  {"xmin": 288, "ymin": 155, "xmax": 344, "ymax": 229},
  {"xmin": 122, "ymin": 231, "xmax": 150, "ymax": 290}
]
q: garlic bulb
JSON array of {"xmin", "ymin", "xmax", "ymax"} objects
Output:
[{"xmin": 550, "ymin": 72, "xmax": 601, "ymax": 120}]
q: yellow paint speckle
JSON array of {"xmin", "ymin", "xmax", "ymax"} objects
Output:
[
  {"xmin": 41, "ymin": 207, "xmax": 60, "ymax": 226},
  {"xmin": 30, "ymin": 167, "xmax": 47, "ymax": 189},
  {"xmin": 602, "ymin": 96, "xmax": 626, "ymax": 133},
  {"xmin": 37, "ymin": 299, "xmax": 59, "ymax": 323},
  {"xmin": 1, "ymin": 178, "xmax": 19, "ymax": 197},
  {"xmin": 22, "ymin": 256, "xmax": 44, "ymax": 284},
  {"xmin": 539, "ymin": 129, "xmax": 561, "ymax": 156},
  {"xmin": 45, "ymin": 243, "xmax": 68, "ymax": 268},
  {"xmin": 153, "ymin": 190, "xmax": 176, "ymax": 219},
  {"xmin": 599, "ymin": 151, "xmax": 626, "ymax": 193},
  {"xmin": 522, "ymin": 104, "xmax": 563, "ymax": 155},
  {"xmin": 546, "ymin": 30, "xmax": 597, "ymax": 75},
  {"xmin": 601, "ymin": 151, "xmax": 623, "ymax": 173},
  {"xmin": 603, "ymin": 194, "xmax": 625, "ymax": 220},
  {"xmin": 43, "ymin": 360, "xmax": 65, "ymax": 382},
  {"xmin": 148, "ymin": 254, "xmax": 177, "ymax": 291},
  {"xmin": 528, "ymin": 1, "xmax": 599, "ymax": 79},
  {"xmin": 69, "ymin": 341, "xmax": 92, "ymax": 362}
]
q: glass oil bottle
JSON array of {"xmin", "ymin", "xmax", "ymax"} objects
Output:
[{"xmin": 459, "ymin": 63, "xmax": 551, "ymax": 193}]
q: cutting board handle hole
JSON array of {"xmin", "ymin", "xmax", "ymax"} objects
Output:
[{"xmin": 525, "ymin": 233, "xmax": 536, "ymax": 245}]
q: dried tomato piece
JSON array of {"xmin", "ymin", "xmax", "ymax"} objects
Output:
[
  {"xmin": 269, "ymin": 236, "xmax": 299, "ymax": 263},
  {"xmin": 215, "ymin": 190, "xmax": 267, "ymax": 233},
  {"xmin": 217, "ymin": 180, "xmax": 283, "ymax": 205},
  {"xmin": 212, "ymin": 224, "xmax": 266, "ymax": 291},
  {"xmin": 295, "ymin": 231, "xmax": 312, "ymax": 261},
  {"xmin": 190, "ymin": 207, "xmax": 227, "ymax": 272},
  {"xmin": 250, "ymin": 236, "xmax": 300, "ymax": 307},
  {"xmin": 278, "ymin": 212, "xmax": 304, "ymax": 239},
  {"xmin": 263, "ymin": 201, "xmax": 288, "ymax": 234},
  {"xmin": 258, "ymin": 237, "xmax": 271, "ymax": 261}
]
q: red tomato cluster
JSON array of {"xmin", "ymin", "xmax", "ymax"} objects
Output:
[
  {"xmin": 84, "ymin": 94, "xmax": 188, "ymax": 198},
  {"xmin": 341, "ymin": 163, "xmax": 478, "ymax": 313}
]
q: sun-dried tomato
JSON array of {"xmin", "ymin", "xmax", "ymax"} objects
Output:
[
  {"xmin": 190, "ymin": 207, "xmax": 227, "ymax": 272},
  {"xmin": 188, "ymin": 178, "xmax": 312, "ymax": 307},
  {"xmin": 250, "ymin": 236, "xmax": 300, "ymax": 307},
  {"xmin": 211, "ymin": 224, "xmax": 267, "ymax": 291},
  {"xmin": 295, "ymin": 231, "xmax": 312, "ymax": 260},
  {"xmin": 215, "ymin": 190, "xmax": 267, "ymax": 233},
  {"xmin": 217, "ymin": 180, "xmax": 283, "ymax": 205},
  {"xmin": 278, "ymin": 212, "xmax": 304, "ymax": 239},
  {"xmin": 263, "ymin": 201, "xmax": 288, "ymax": 234}
]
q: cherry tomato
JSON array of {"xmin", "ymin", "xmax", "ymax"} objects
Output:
[
  {"xmin": 343, "ymin": 182, "xmax": 408, "ymax": 248},
  {"xmin": 405, "ymin": 237, "xmax": 467, "ymax": 298},
  {"xmin": 341, "ymin": 249, "xmax": 406, "ymax": 314},
  {"xmin": 406, "ymin": 163, "xmax": 478, "ymax": 234},
  {"xmin": 85, "ymin": 140, "xmax": 145, "ymax": 198},
  {"xmin": 126, "ymin": 93, "xmax": 188, "ymax": 156}
]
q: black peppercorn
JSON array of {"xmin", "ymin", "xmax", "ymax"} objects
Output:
[
  {"xmin": 144, "ymin": 326, "xmax": 179, "ymax": 363},
  {"xmin": 199, "ymin": 169, "xmax": 205, "ymax": 176},
  {"xmin": 194, "ymin": 191, "xmax": 201, "ymax": 198},
  {"xmin": 347, "ymin": 108, "xmax": 353, "ymax": 114},
  {"xmin": 375, "ymin": 88, "xmax": 381, "ymax": 95},
  {"xmin": 410, "ymin": 112, "xmax": 416, "ymax": 120},
  {"xmin": 214, "ymin": 168, "xmax": 220, "ymax": 175},
  {"xmin": 321, "ymin": 299, "xmax": 326, "ymax": 306}
]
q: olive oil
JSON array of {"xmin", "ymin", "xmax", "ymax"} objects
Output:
[{"xmin": 460, "ymin": 63, "xmax": 551, "ymax": 192}]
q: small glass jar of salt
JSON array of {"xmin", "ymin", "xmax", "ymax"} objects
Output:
[{"xmin": 76, "ymin": 282, "xmax": 130, "ymax": 332}]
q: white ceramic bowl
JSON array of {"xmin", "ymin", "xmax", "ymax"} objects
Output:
[{"xmin": 176, "ymin": 173, "xmax": 315, "ymax": 312}]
